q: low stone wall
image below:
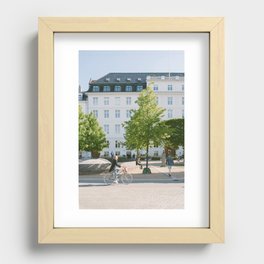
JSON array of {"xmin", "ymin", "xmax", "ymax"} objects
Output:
[{"xmin": 79, "ymin": 158, "xmax": 111, "ymax": 175}]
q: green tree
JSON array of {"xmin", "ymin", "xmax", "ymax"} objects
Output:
[
  {"xmin": 79, "ymin": 106, "xmax": 107, "ymax": 158},
  {"xmin": 163, "ymin": 118, "xmax": 184, "ymax": 151},
  {"xmin": 123, "ymin": 86, "xmax": 169, "ymax": 173}
]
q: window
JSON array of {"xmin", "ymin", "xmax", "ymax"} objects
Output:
[
  {"xmin": 93, "ymin": 97, "xmax": 98, "ymax": 105},
  {"xmin": 104, "ymin": 151, "xmax": 109, "ymax": 157},
  {"xmin": 125, "ymin": 85, "xmax": 132, "ymax": 92},
  {"xmin": 103, "ymin": 85, "xmax": 110, "ymax": 92},
  {"xmin": 92, "ymin": 86, "xmax": 99, "ymax": 92},
  {"xmin": 126, "ymin": 110, "xmax": 131, "ymax": 118},
  {"xmin": 182, "ymin": 96, "xmax": 184, "ymax": 105},
  {"xmin": 126, "ymin": 97, "xmax": 131, "ymax": 105},
  {"xmin": 104, "ymin": 110, "xmax": 109, "ymax": 118},
  {"xmin": 154, "ymin": 151, "xmax": 159, "ymax": 157},
  {"xmin": 104, "ymin": 97, "xmax": 109, "ymax": 105},
  {"xmin": 104, "ymin": 124, "xmax": 109, "ymax": 134},
  {"xmin": 136, "ymin": 85, "xmax": 143, "ymax": 92},
  {"xmin": 106, "ymin": 140, "xmax": 110, "ymax": 147},
  {"xmin": 153, "ymin": 85, "xmax": 158, "ymax": 91},
  {"xmin": 176, "ymin": 76, "xmax": 180, "ymax": 80},
  {"xmin": 114, "ymin": 85, "xmax": 121, "ymax": 92},
  {"xmin": 182, "ymin": 84, "xmax": 184, "ymax": 91},
  {"xmin": 156, "ymin": 97, "xmax": 159, "ymax": 104},
  {"xmin": 168, "ymin": 97, "xmax": 173, "ymax": 105},
  {"xmin": 92, "ymin": 110, "xmax": 98, "ymax": 118},
  {"xmin": 115, "ymin": 97, "xmax": 120, "ymax": 105},
  {"xmin": 115, "ymin": 151, "xmax": 120, "ymax": 156},
  {"xmin": 115, "ymin": 110, "xmax": 120, "ymax": 118},
  {"xmin": 168, "ymin": 109, "xmax": 173, "ymax": 118},
  {"xmin": 168, "ymin": 84, "xmax": 173, "ymax": 91},
  {"xmin": 182, "ymin": 109, "xmax": 184, "ymax": 118},
  {"xmin": 115, "ymin": 140, "xmax": 121, "ymax": 148},
  {"xmin": 115, "ymin": 124, "xmax": 121, "ymax": 134}
]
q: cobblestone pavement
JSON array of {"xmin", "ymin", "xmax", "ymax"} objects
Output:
[
  {"xmin": 79, "ymin": 161, "xmax": 184, "ymax": 209},
  {"xmin": 79, "ymin": 183, "xmax": 184, "ymax": 209}
]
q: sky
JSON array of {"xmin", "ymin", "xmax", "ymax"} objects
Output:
[{"xmin": 79, "ymin": 50, "xmax": 184, "ymax": 91}]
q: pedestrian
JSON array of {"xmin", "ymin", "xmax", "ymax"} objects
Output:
[
  {"xmin": 166, "ymin": 151, "xmax": 174, "ymax": 177},
  {"xmin": 136, "ymin": 156, "xmax": 143, "ymax": 169},
  {"xmin": 110, "ymin": 151, "xmax": 114, "ymax": 159},
  {"xmin": 109, "ymin": 155, "xmax": 121, "ymax": 184}
]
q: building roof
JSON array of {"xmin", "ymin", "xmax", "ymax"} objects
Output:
[
  {"xmin": 86, "ymin": 72, "xmax": 184, "ymax": 93},
  {"xmin": 90, "ymin": 72, "xmax": 184, "ymax": 85}
]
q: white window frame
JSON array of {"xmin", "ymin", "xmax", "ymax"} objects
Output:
[
  {"xmin": 93, "ymin": 97, "xmax": 98, "ymax": 105},
  {"xmin": 115, "ymin": 110, "xmax": 120, "ymax": 118},
  {"xmin": 168, "ymin": 97, "xmax": 173, "ymax": 105},
  {"xmin": 126, "ymin": 110, "xmax": 131, "ymax": 118},
  {"xmin": 92, "ymin": 110, "xmax": 98, "ymax": 118},
  {"xmin": 115, "ymin": 124, "xmax": 121, "ymax": 134},
  {"xmin": 104, "ymin": 97, "xmax": 109, "ymax": 105},
  {"xmin": 115, "ymin": 97, "xmax": 120, "ymax": 105},
  {"xmin": 168, "ymin": 109, "xmax": 173, "ymax": 118},
  {"xmin": 104, "ymin": 124, "xmax": 109, "ymax": 134},
  {"xmin": 126, "ymin": 97, "xmax": 131, "ymax": 105},
  {"xmin": 104, "ymin": 110, "xmax": 109, "ymax": 118}
]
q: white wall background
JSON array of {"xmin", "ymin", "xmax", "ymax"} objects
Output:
[{"xmin": 0, "ymin": 0, "xmax": 263, "ymax": 263}]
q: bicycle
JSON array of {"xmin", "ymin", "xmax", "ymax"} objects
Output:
[{"xmin": 103, "ymin": 167, "xmax": 133, "ymax": 185}]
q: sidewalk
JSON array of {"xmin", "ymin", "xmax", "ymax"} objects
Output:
[{"xmin": 79, "ymin": 160, "xmax": 184, "ymax": 184}]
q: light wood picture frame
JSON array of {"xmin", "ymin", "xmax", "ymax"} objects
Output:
[{"xmin": 38, "ymin": 17, "xmax": 224, "ymax": 244}]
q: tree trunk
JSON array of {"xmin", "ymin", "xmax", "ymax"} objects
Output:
[{"xmin": 146, "ymin": 144, "xmax": 149, "ymax": 169}]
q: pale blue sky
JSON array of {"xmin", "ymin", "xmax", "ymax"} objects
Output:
[{"xmin": 79, "ymin": 50, "xmax": 184, "ymax": 91}]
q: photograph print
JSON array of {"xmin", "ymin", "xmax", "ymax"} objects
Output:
[{"xmin": 78, "ymin": 50, "xmax": 184, "ymax": 209}]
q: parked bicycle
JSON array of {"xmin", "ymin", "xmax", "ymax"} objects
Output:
[{"xmin": 103, "ymin": 167, "xmax": 133, "ymax": 185}]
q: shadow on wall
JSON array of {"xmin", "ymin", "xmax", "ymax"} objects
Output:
[{"xmin": 26, "ymin": 33, "xmax": 209, "ymax": 253}]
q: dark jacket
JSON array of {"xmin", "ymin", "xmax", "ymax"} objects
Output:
[
  {"xmin": 166, "ymin": 156, "xmax": 174, "ymax": 166},
  {"xmin": 109, "ymin": 159, "xmax": 121, "ymax": 172}
]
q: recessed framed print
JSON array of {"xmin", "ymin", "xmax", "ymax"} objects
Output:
[{"xmin": 38, "ymin": 17, "xmax": 224, "ymax": 244}]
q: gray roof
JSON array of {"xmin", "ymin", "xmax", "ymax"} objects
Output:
[
  {"xmin": 90, "ymin": 72, "xmax": 184, "ymax": 84},
  {"xmin": 86, "ymin": 72, "xmax": 184, "ymax": 93}
]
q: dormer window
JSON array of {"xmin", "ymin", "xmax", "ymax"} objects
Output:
[
  {"xmin": 105, "ymin": 78, "xmax": 110, "ymax": 82},
  {"xmin": 125, "ymin": 85, "xmax": 132, "ymax": 92},
  {"xmin": 127, "ymin": 78, "xmax": 131, "ymax": 82},
  {"xmin": 137, "ymin": 78, "xmax": 141, "ymax": 82},
  {"xmin": 103, "ymin": 85, "xmax": 111, "ymax": 92},
  {"xmin": 92, "ymin": 86, "xmax": 100, "ymax": 92},
  {"xmin": 116, "ymin": 78, "xmax": 121, "ymax": 82},
  {"xmin": 114, "ymin": 85, "xmax": 121, "ymax": 92},
  {"xmin": 136, "ymin": 85, "xmax": 143, "ymax": 92}
]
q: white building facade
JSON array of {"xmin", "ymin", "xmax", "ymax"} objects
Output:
[{"xmin": 80, "ymin": 72, "xmax": 184, "ymax": 158}]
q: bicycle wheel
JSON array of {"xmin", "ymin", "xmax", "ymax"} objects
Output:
[
  {"xmin": 121, "ymin": 172, "xmax": 133, "ymax": 184},
  {"xmin": 103, "ymin": 172, "xmax": 115, "ymax": 185}
]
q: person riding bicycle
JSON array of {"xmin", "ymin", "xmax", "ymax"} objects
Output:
[{"xmin": 109, "ymin": 155, "xmax": 121, "ymax": 184}]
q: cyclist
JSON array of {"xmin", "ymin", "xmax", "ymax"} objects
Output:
[{"xmin": 109, "ymin": 155, "xmax": 121, "ymax": 184}]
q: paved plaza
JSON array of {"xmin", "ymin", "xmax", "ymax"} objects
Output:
[{"xmin": 79, "ymin": 161, "xmax": 184, "ymax": 209}]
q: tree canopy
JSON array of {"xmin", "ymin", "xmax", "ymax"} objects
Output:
[
  {"xmin": 79, "ymin": 106, "xmax": 107, "ymax": 157},
  {"xmin": 123, "ymin": 86, "xmax": 169, "ymax": 171},
  {"xmin": 163, "ymin": 118, "xmax": 184, "ymax": 150}
]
